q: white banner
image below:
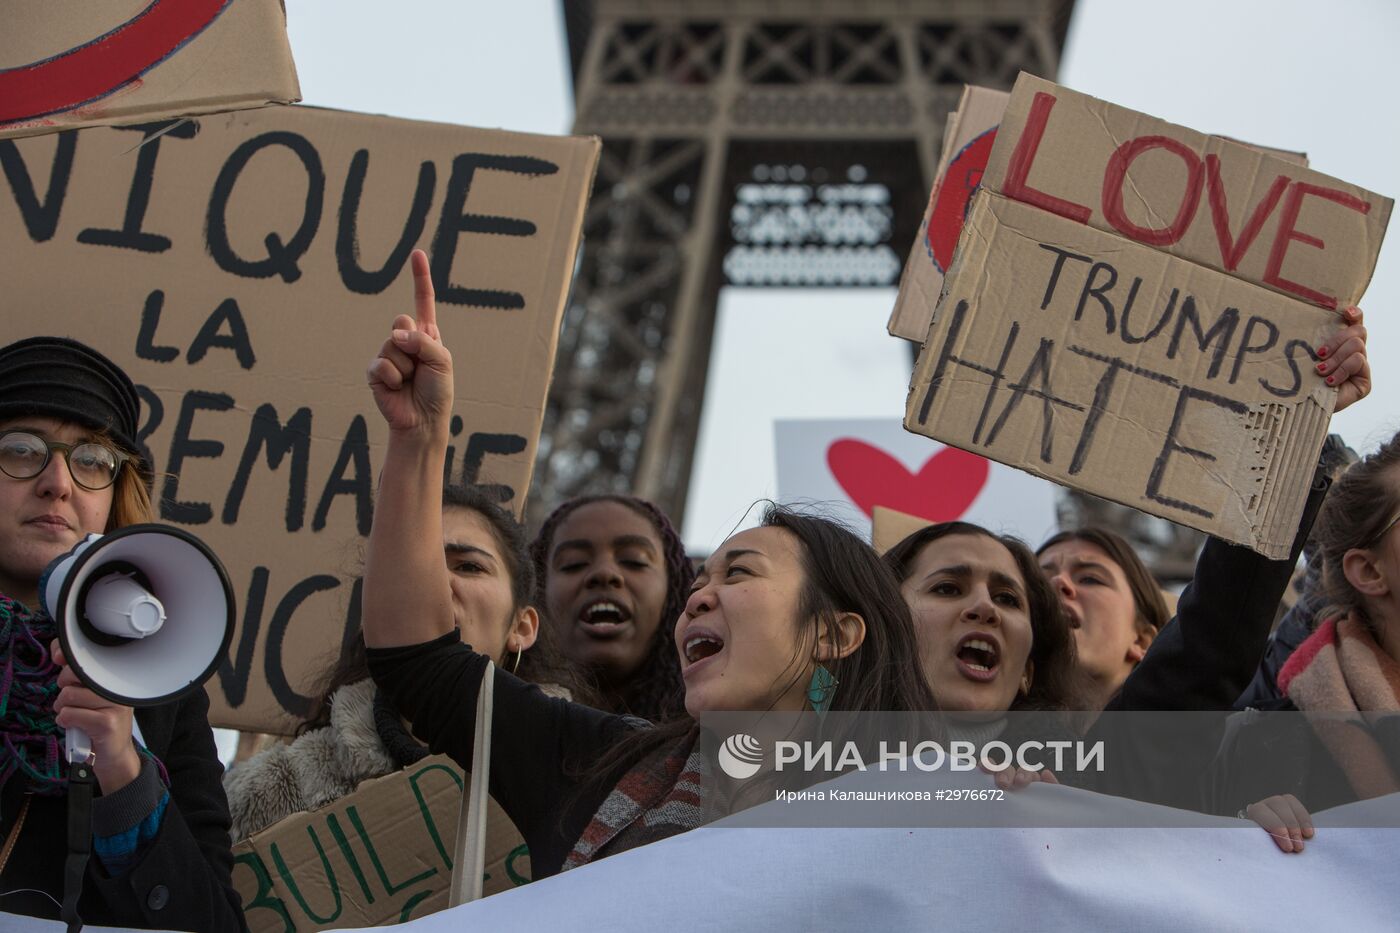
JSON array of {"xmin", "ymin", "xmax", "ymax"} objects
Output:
[
  {"xmin": 9, "ymin": 777, "xmax": 1396, "ymax": 932},
  {"xmin": 387, "ymin": 777, "xmax": 1399, "ymax": 932}
]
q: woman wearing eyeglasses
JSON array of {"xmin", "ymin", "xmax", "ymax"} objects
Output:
[
  {"xmin": 1213, "ymin": 429, "xmax": 1400, "ymax": 853},
  {"xmin": 0, "ymin": 337, "xmax": 244, "ymax": 930}
]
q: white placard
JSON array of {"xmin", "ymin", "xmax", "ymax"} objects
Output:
[{"xmin": 774, "ymin": 418, "xmax": 1059, "ymax": 546}]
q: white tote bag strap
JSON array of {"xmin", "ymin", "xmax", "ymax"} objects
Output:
[{"xmin": 448, "ymin": 660, "xmax": 495, "ymax": 907}]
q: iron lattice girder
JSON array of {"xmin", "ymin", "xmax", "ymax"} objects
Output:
[{"xmin": 533, "ymin": 1, "xmax": 1074, "ymax": 533}]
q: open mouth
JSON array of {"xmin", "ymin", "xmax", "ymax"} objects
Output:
[
  {"xmin": 577, "ymin": 599, "xmax": 632, "ymax": 636},
  {"xmin": 954, "ymin": 635, "xmax": 1001, "ymax": 681},
  {"xmin": 682, "ymin": 630, "xmax": 725, "ymax": 666}
]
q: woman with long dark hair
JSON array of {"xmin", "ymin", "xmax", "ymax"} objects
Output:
[
  {"xmin": 360, "ymin": 252, "xmax": 935, "ymax": 876},
  {"xmin": 883, "ymin": 521, "xmax": 1085, "ymax": 715},
  {"xmin": 0, "ymin": 337, "xmax": 243, "ymax": 930},
  {"xmin": 224, "ymin": 484, "xmax": 584, "ymax": 841}
]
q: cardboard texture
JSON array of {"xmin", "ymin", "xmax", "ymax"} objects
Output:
[
  {"xmin": 980, "ymin": 73, "xmax": 1390, "ymax": 311},
  {"xmin": 906, "ymin": 192, "xmax": 1340, "ymax": 559},
  {"xmin": 889, "ymin": 82, "xmax": 1319, "ymax": 345},
  {"xmin": 898, "ymin": 75, "xmax": 1391, "ymax": 557},
  {"xmin": 231, "ymin": 755, "xmax": 530, "ymax": 932},
  {"xmin": 888, "ymin": 86, "xmax": 1008, "ymax": 341},
  {"xmin": 871, "ymin": 505, "xmax": 936, "ymax": 555},
  {"xmin": 1, "ymin": 0, "xmax": 300, "ymax": 139},
  {"xmin": 0, "ymin": 107, "xmax": 600, "ymax": 732}
]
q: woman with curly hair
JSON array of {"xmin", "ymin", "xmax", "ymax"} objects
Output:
[{"xmin": 531, "ymin": 495, "xmax": 691, "ymax": 722}]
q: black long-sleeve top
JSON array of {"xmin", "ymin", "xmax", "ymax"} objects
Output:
[
  {"xmin": 1067, "ymin": 473, "xmax": 1331, "ymax": 810},
  {"xmin": 367, "ymin": 634, "xmax": 638, "ymax": 878}
]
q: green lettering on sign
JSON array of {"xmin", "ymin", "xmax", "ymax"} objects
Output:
[
  {"xmin": 271, "ymin": 826, "xmax": 344, "ymax": 924},
  {"xmin": 233, "ymin": 850, "xmax": 294, "ymax": 933}
]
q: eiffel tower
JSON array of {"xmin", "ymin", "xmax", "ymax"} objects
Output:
[{"xmin": 533, "ymin": 1, "xmax": 1208, "ymax": 583}]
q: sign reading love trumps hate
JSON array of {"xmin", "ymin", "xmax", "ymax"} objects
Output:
[
  {"xmin": 899, "ymin": 74, "xmax": 1391, "ymax": 558},
  {"xmin": 0, "ymin": 109, "xmax": 599, "ymax": 733}
]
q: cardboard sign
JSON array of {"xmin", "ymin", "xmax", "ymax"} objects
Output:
[
  {"xmin": 888, "ymin": 83, "xmax": 1318, "ymax": 347},
  {"xmin": 980, "ymin": 74, "xmax": 1389, "ymax": 311},
  {"xmin": 1, "ymin": 0, "xmax": 300, "ymax": 139},
  {"xmin": 871, "ymin": 505, "xmax": 937, "ymax": 555},
  {"xmin": 888, "ymin": 86, "xmax": 1008, "ymax": 341},
  {"xmin": 0, "ymin": 108, "xmax": 599, "ymax": 732},
  {"xmin": 773, "ymin": 419, "xmax": 1058, "ymax": 546},
  {"xmin": 899, "ymin": 75, "xmax": 1390, "ymax": 558},
  {"xmin": 231, "ymin": 755, "xmax": 531, "ymax": 932}
]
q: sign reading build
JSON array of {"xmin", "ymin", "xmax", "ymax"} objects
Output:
[
  {"xmin": 900, "ymin": 74, "xmax": 1390, "ymax": 558},
  {"xmin": 232, "ymin": 756, "xmax": 530, "ymax": 932},
  {"xmin": 1, "ymin": 0, "xmax": 299, "ymax": 139},
  {"xmin": 0, "ymin": 108, "xmax": 599, "ymax": 732}
]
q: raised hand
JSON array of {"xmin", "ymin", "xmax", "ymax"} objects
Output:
[
  {"xmin": 368, "ymin": 249, "xmax": 454, "ymax": 437},
  {"xmin": 1319, "ymin": 305, "xmax": 1369, "ymax": 413}
]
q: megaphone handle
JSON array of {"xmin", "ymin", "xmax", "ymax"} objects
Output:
[{"xmin": 65, "ymin": 726, "xmax": 93, "ymax": 765}]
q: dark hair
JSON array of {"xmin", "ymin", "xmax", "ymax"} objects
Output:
[
  {"xmin": 441, "ymin": 484, "xmax": 535, "ymax": 605},
  {"xmin": 1036, "ymin": 527, "xmax": 1171, "ymax": 643},
  {"xmin": 530, "ymin": 495, "xmax": 692, "ymax": 721},
  {"xmin": 763, "ymin": 505, "xmax": 937, "ymax": 714},
  {"xmin": 1312, "ymin": 430, "xmax": 1400, "ymax": 628},
  {"xmin": 884, "ymin": 521, "xmax": 1085, "ymax": 712},
  {"xmin": 575, "ymin": 505, "xmax": 937, "ymax": 802},
  {"xmin": 302, "ymin": 485, "xmax": 584, "ymax": 734}
]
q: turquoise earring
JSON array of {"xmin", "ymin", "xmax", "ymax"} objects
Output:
[{"xmin": 807, "ymin": 665, "xmax": 839, "ymax": 717}]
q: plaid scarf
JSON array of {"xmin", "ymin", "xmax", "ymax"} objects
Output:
[
  {"xmin": 0, "ymin": 593, "xmax": 66, "ymax": 795},
  {"xmin": 1279, "ymin": 615, "xmax": 1400, "ymax": 800},
  {"xmin": 562, "ymin": 726, "xmax": 711, "ymax": 871}
]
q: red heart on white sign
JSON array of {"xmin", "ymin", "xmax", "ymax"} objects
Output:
[{"xmin": 826, "ymin": 439, "xmax": 990, "ymax": 522}]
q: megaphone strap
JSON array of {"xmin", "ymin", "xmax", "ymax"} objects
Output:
[{"xmin": 62, "ymin": 759, "xmax": 94, "ymax": 933}]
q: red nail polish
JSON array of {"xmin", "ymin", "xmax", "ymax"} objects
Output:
[
  {"xmin": 1326, "ymin": 376, "xmax": 1335, "ymax": 385},
  {"xmin": 1318, "ymin": 346, "xmax": 1328, "ymax": 358},
  {"xmin": 1317, "ymin": 363, "xmax": 1327, "ymax": 373}
]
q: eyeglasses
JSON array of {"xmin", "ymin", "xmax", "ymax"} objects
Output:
[
  {"xmin": 1364, "ymin": 511, "xmax": 1400, "ymax": 549},
  {"xmin": 0, "ymin": 431, "xmax": 130, "ymax": 491}
]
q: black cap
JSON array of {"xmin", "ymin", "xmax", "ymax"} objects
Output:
[{"xmin": 0, "ymin": 336, "xmax": 150, "ymax": 480}]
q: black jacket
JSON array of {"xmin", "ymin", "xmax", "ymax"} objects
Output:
[
  {"xmin": 1211, "ymin": 696, "xmax": 1400, "ymax": 817},
  {"xmin": 0, "ymin": 687, "xmax": 246, "ymax": 931},
  {"xmin": 1066, "ymin": 471, "xmax": 1331, "ymax": 811}
]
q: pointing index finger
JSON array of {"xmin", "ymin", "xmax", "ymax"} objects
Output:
[{"xmin": 410, "ymin": 249, "xmax": 439, "ymax": 339}]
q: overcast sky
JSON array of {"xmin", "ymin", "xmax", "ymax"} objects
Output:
[{"xmin": 282, "ymin": 0, "xmax": 1400, "ymax": 552}]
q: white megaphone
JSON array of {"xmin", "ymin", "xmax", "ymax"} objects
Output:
[{"xmin": 40, "ymin": 524, "xmax": 235, "ymax": 764}]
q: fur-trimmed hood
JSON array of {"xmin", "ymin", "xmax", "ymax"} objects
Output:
[{"xmin": 223, "ymin": 679, "xmax": 398, "ymax": 841}]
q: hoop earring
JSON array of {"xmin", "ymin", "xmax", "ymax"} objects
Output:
[
  {"xmin": 511, "ymin": 646, "xmax": 522, "ymax": 674},
  {"xmin": 806, "ymin": 665, "xmax": 838, "ymax": 718}
]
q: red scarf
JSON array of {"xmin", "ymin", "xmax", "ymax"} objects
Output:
[{"xmin": 1279, "ymin": 615, "xmax": 1400, "ymax": 800}]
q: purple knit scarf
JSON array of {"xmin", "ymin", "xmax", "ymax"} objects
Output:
[{"xmin": 0, "ymin": 592, "xmax": 66, "ymax": 795}]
